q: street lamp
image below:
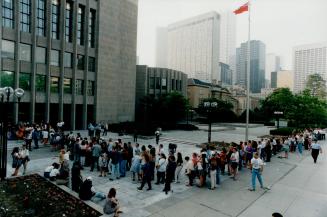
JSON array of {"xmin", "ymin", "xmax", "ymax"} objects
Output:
[
  {"xmin": 204, "ymin": 101, "xmax": 218, "ymax": 143},
  {"xmin": 274, "ymin": 111, "xmax": 283, "ymax": 129},
  {"xmin": 0, "ymin": 87, "xmax": 25, "ymax": 181}
]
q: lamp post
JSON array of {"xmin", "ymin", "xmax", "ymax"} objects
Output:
[
  {"xmin": 0, "ymin": 87, "xmax": 25, "ymax": 181},
  {"xmin": 204, "ymin": 101, "xmax": 218, "ymax": 143},
  {"xmin": 274, "ymin": 111, "xmax": 283, "ymax": 129}
]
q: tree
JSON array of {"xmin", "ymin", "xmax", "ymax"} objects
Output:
[
  {"xmin": 139, "ymin": 92, "xmax": 189, "ymax": 127},
  {"xmin": 197, "ymin": 98, "xmax": 236, "ymax": 122},
  {"xmin": 306, "ymin": 73, "xmax": 327, "ymax": 99}
]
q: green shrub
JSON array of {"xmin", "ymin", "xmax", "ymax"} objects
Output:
[{"xmin": 270, "ymin": 127, "xmax": 295, "ymax": 136}]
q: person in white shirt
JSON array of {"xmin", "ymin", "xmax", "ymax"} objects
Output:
[
  {"xmin": 185, "ymin": 156, "xmax": 195, "ymax": 186},
  {"xmin": 49, "ymin": 163, "xmax": 60, "ymax": 181},
  {"xmin": 229, "ymin": 147, "xmax": 239, "ymax": 180},
  {"xmin": 155, "ymin": 153, "xmax": 167, "ymax": 184},
  {"xmin": 19, "ymin": 144, "xmax": 30, "ymax": 175},
  {"xmin": 249, "ymin": 153, "xmax": 269, "ymax": 191}
]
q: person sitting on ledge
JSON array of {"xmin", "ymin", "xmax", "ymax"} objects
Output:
[
  {"xmin": 79, "ymin": 176, "xmax": 106, "ymax": 201},
  {"xmin": 49, "ymin": 163, "xmax": 60, "ymax": 181},
  {"xmin": 44, "ymin": 162, "xmax": 59, "ymax": 178}
]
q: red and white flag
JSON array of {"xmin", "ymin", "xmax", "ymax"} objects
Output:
[{"xmin": 234, "ymin": 2, "xmax": 249, "ymax": 15}]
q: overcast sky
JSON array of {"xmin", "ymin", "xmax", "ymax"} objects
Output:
[{"xmin": 137, "ymin": 0, "xmax": 327, "ymax": 69}]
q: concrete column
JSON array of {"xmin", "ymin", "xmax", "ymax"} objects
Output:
[
  {"xmin": 13, "ymin": 0, "xmax": 21, "ymax": 124},
  {"xmin": 30, "ymin": 0, "xmax": 37, "ymax": 124},
  {"xmin": 70, "ymin": 0, "xmax": 79, "ymax": 130},
  {"xmin": 82, "ymin": 1, "xmax": 90, "ymax": 129},
  {"xmin": 45, "ymin": 0, "xmax": 52, "ymax": 123},
  {"xmin": 58, "ymin": 0, "xmax": 67, "ymax": 122}
]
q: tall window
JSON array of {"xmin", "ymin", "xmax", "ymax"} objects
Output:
[
  {"xmin": 77, "ymin": 5, "xmax": 85, "ymax": 45},
  {"xmin": 63, "ymin": 78, "xmax": 72, "ymax": 94},
  {"xmin": 36, "ymin": 47, "xmax": 46, "ymax": 64},
  {"xmin": 87, "ymin": 80, "xmax": 95, "ymax": 96},
  {"xmin": 2, "ymin": 0, "xmax": 14, "ymax": 28},
  {"xmin": 64, "ymin": 52, "xmax": 72, "ymax": 68},
  {"xmin": 88, "ymin": 9, "xmax": 96, "ymax": 48},
  {"xmin": 50, "ymin": 77, "xmax": 59, "ymax": 93},
  {"xmin": 19, "ymin": 73, "xmax": 31, "ymax": 90},
  {"xmin": 65, "ymin": 2, "xmax": 73, "ymax": 42},
  {"xmin": 20, "ymin": 0, "xmax": 31, "ymax": 32},
  {"xmin": 51, "ymin": 0, "xmax": 60, "ymax": 39},
  {"xmin": 77, "ymin": 55, "xmax": 85, "ymax": 70},
  {"xmin": 36, "ymin": 0, "xmax": 46, "ymax": 36},
  {"xmin": 36, "ymin": 74, "xmax": 46, "ymax": 92},
  {"xmin": 50, "ymin": 50, "xmax": 60, "ymax": 66},
  {"xmin": 75, "ymin": 79, "xmax": 84, "ymax": 95},
  {"xmin": 0, "ymin": 71, "xmax": 14, "ymax": 87},
  {"xmin": 88, "ymin": 57, "xmax": 95, "ymax": 72}
]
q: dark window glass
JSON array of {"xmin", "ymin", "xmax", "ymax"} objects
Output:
[
  {"xmin": 51, "ymin": 0, "xmax": 60, "ymax": 39},
  {"xmin": 36, "ymin": 47, "xmax": 46, "ymax": 64},
  {"xmin": 19, "ymin": 72, "xmax": 31, "ymax": 90},
  {"xmin": 20, "ymin": 43, "xmax": 31, "ymax": 62},
  {"xmin": 88, "ymin": 9, "xmax": 96, "ymax": 48},
  {"xmin": 176, "ymin": 80, "xmax": 178, "ymax": 90},
  {"xmin": 50, "ymin": 50, "xmax": 60, "ymax": 66},
  {"xmin": 1, "ymin": 40, "xmax": 15, "ymax": 59},
  {"xmin": 162, "ymin": 78, "xmax": 167, "ymax": 90},
  {"xmin": 50, "ymin": 76, "xmax": 59, "ymax": 93},
  {"xmin": 64, "ymin": 52, "xmax": 72, "ymax": 68},
  {"xmin": 171, "ymin": 79, "xmax": 175, "ymax": 90},
  {"xmin": 35, "ymin": 74, "xmax": 46, "ymax": 92},
  {"xmin": 87, "ymin": 80, "xmax": 95, "ymax": 96},
  {"xmin": 2, "ymin": 0, "xmax": 14, "ymax": 28},
  {"xmin": 0, "ymin": 71, "xmax": 14, "ymax": 87},
  {"xmin": 179, "ymin": 80, "xmax": 182, "ymax": 91},
  {"xmin": 155, "ymin": 77, "xmax": 161, "ymax": 89},
  {"xmin": 77, "ymin": 5, "xmax": 85, "ymax": 45},
  {"xmin": 65, "ymin": 2, "xmax": 73, "ymax": 42},
  {"xmin": 20, "ymin": 0, "xmax": 31, "ymax": 32},
  {"xmin": 36, "ymin": 0, "xmax": 46, "ymax": 36},
  {"xmin": 77, "ymin": 55, "xmax": 85, "ymax": 70},
  {"xmin": 63, "ymin": 78, "xmax": 72, "ymax": 94},
  {"xmin": 75, "ymin": 79, "xmax": 84, "ymax": 95},
  {"xmin": 88, "ymin": 57, "xmax": 95, "ymax": 72},
  {"xmin": 149, "ymin": 77, "xmax": 155, "ymax": 89}
]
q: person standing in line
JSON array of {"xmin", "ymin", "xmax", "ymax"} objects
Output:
[
  {"xmin": 311, "ymin": 139, "xmax": 322, "ymax": 164},
  {"xmin": 249, "ymin": 153, "xmax": 269, "ymax": 191},
  {"xmin": 297, "ymin": 134, "xmax": 304, "ymax": 155},
  {"xmin": 209, "ymin": 153, "xmax": 217, "ymax": 190},
  {"xmin": 32, "ymin": 126, "xmax": 39, "ymax": 149},
  {"xmin": 185, "ymin": 155, "xmax": 195, "ymax": 187},
  {"xmin": 163, "ymin": 155, "xmax": 177, "ymax": 194},
  {"xmin": 91, "ymin": 139, "xmax": 101, "ymax": 172},
  {"xmin": 155, "ymin": 153, "xmax": 167, "ymax": 185},
  {"xmin": 137, "ymin": 152, "xmax": 152, "ymax": 191},
  {"xmin": 109, "ymin": 146, "xmax": 120, "ymax": 181},
  {"xmin": 265, "ymin": 141, "xmax": 272, "ymax": 162},
  {"xmin": 175, "ymin": 152, "xmax": 183, "ymax": 183},
  {"xmin": 19, "ymin": 144, "xmax": 30, "ymax": 175}
]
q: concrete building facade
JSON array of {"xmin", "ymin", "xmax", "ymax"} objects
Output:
[
  {"xmin": 135, "ymin": 65, "xmax": 187, "ymax": 121},
  {"xmin": 277, "ymin": 70, "xmax": 294, "ymax": 91},
  {"xmin": 236, "ymin": 40, "xmax": 266, "ymax": 93},
  {"xmin": 0, "ymin": 0, "xmax": 138, "ymax": 129},
  {"xmin": 166, "ymin": 12, "xmax": 220, "ymax": 83},
  {"xmin": 293, "ymin": 42, "xmax": 327, "ymax": 93}
]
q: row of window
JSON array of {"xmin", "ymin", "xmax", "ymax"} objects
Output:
[
  {"xmin": 0, "ymin": 70, "xmax": 95, "ymax": 95},
  {"xmin": 149, "ymin": 77, "xmax": 183, "ymax": 91},
  {"xmin": 1, "ymin": 40, "xmax": 96, "ymax": 71},
  {"xmin": 2, "ymin": 0, "xmax": 96, "ymax": 47}
]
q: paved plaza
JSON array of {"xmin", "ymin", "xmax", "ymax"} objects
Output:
[{"xmin": 5, "ymin": 126, "xmax": 327, "ymax": 217}]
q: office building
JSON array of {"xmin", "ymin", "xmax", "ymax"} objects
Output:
[
  {"xmin": 0, "ymin": 0, "xmax": 138, "ymax": 129},
  {"xmin": 293, "ymin": 42, "xmax": 327, "ymax": 93},
  {"xmin": 271, "ymin": 71, "xmax": 277, "ymax": 88},
  {"xmin": 265, "ymin": 53, "xmax": 280, "ymax": 82},
  {"xmin": 135, "ymin": 65, "xmax": 187, "ymax": 121},
  {"xmin": 219, "ymin": 11, "xmax": 236, "ymax": 83},
  {"xmin": 236, "ymin": 40, "xmax": 266, "ymax": 93},
  {"xmin": 277, "ymin": 70, "xmax": 294, "ymax": 91},
  {"xmin": 162, "ymin": 12, "xmax": 220, "ymax": 83}
]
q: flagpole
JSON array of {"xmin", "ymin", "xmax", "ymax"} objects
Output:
[{"xmin": 245, "ymin": 0, "xmax": 251, "ymax": 144}]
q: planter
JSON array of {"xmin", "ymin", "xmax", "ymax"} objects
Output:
[{"xmin": 0, "ymin": 174, "xmax": 102, "ymax": 217}]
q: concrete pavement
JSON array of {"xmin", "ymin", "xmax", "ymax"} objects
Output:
[{"xmin": 5, "ymin": 126, "xmax": 327, "ymax": 217}]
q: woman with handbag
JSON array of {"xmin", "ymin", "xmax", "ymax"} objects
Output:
[{"xmin": 11, "ymin": 147, "xmax": 22, "ymax": 176}]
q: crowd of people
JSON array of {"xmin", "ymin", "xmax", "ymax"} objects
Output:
[{"xmin": 10, "ymin": 123, "xmax": 325, "ymax": 216}]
